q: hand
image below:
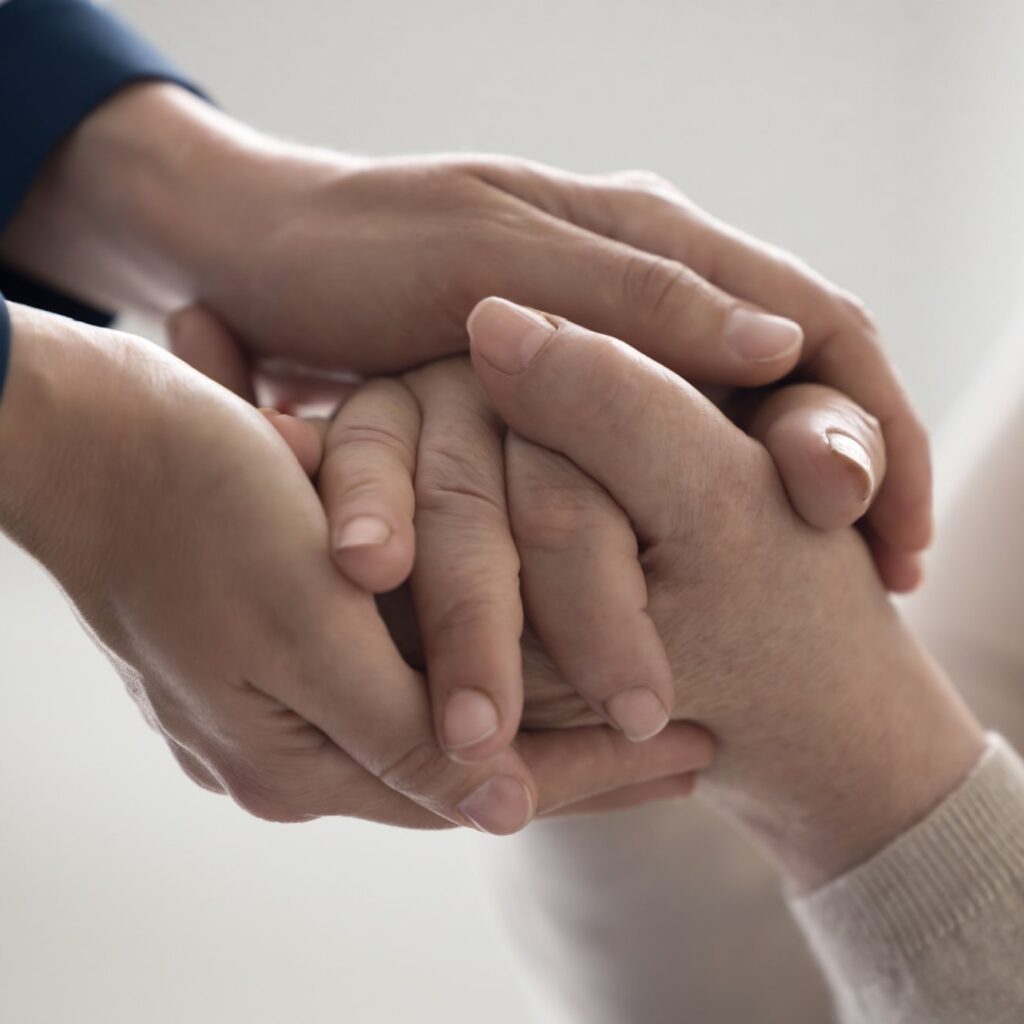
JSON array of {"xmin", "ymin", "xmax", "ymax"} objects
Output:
[
  {"xmin": 463, "ymin": 298, "xmax": 983, "ymax": 890},
  {"xmin": 170, "ymin": 305, "xmax": 892, "ymax": 774},
  {"xmin": 0, "ymin": 83, "xmax": 929, "ymax": 589},
  {"xmin": 0, "ymin": 303, "xmax": 712, "ymax": 834}
]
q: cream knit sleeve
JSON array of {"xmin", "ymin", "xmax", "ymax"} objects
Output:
[{"xmin": 790, "ymin": 733, "xmax": 1024, "ymax": 1024}]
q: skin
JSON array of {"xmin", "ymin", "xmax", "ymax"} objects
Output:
[
  {"xmin": 177, "ymin": 299, "xmax": 977, "ymax": 890},
  {"xmin": 0, "ymin": 74, "xmax": 938, "ymax": 844},
  {"xmin": 172, "ymin": 307, "xmax": 890, "ymax": 772},
  {"xmin": 0, "ymin": 303, "xmax": 715, "ymax": 835},
  {"xmin": 458, "ymin": 297, "xmax": 984, "ymax": 891},
  {"xmin": 0, "ymin": 82, "xmax": 929, "ymax": 592}
]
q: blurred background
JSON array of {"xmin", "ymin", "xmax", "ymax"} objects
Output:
[{"xmin": 2, "ymin": 1, "xmax": 1023, "ymax": 1020}]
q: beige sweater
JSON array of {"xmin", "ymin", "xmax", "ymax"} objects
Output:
[
  {"xmin": 792, "ymin": 734, "xmax": 1024, "ymax": 1024},
  {"xmin": 490, "ymin": 361, "xmax": 1024, "ymax": 1023}
]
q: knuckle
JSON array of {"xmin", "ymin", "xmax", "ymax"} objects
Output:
[
  {"xmin": 329, "ymin": 419, "xmax": 416, "ymax": 470},
  {"xmin": 609, "ymin": 168, "xmax": 677, "ymax": 199},
  {"xmin": 622, "ymin": 254, "xmax": 702, "ymax": 326},
  {"xmin": 377, "ymin": 738, "xmax": 456, "ymax": 805},
  {"xmin": 416, "ymin": 444, "xmax": 506, "ymax": 522},
  {"xmin": 220, "ymin": 764, "xmax": 313, "ymax": 824},
  {"xmin": 427, "ymin": 590, "xmax": 518, "ymax": 645},
  {"xmin": 512, "ymin": 477, "xmax": 613, "ymax": 553},
  {"xmin": 833, "ymin": 289, "xmax": 879, "ymax": 336},
  {"xmin": 461, "ymin": 153, "xmax": 533, "ymax": 180},
  {"xmin": 325, "ymin": 464, "xmax": 407, "ymax": 521}
]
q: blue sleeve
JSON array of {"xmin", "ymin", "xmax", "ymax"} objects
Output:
[
  {"xmin": 0, "ymin": 0, "xmax": 203, "ymax": 232},
  {"xmin": 0, "ymin": 0, "xmax": 205, "ymax": 401}
]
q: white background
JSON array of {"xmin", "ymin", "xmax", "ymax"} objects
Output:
[{"xmin": 2, "ymin": 2, "xmax": 1023, "ymax": 1021}]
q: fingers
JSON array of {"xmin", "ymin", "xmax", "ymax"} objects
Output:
[
  {"xmin": 546, "ymin": 774, "xmax": 696, "ymax": 817},
  {"xmin": 468, "ymin": 163, "xmax": 804, "ymax": 387},
  {"xmin": 403, "ymin": 359, "xmax": 526, "ymax": 763},
  {"xmin": 166, "ymin": 304, "xmax": 256, "ymax": 403},
  {"xmin": 737, "ymin": 382, "xmax": 924, "ymax": 589},
  {"xmin": 318, "ymin": 379, "xmax": 420, "ymax": 593},
  {"xmin": 740, "ymin": 382, "xmax": 886, "ymax": 531},
  {"xmin": 467, "ymin": 297, "xmax": 736, "ymax": 544},
  {"xmin": 250, "ymin": 587, "xmax": 541, "ymax": 835},
  {"xmin": 153, "ymin": 668, "xmax": 454, "ymax": 829},
  {"xmin": 536, "ymin": 233, "xmax": 804, "ymax": 385},
  {"xmin": 517, "ymin": 720, "xmax": 713, "ymax": 816},
  {"xmin": 505, "ymin": 432, "xmax": 674, "ymax": 742},
  {"xmin": 574, "ymin": 173, "xmax": 932, "ymax": 561},
  {"xmin": 263, "ymin": 409, "xmax": 326, "ymax": 477},
  {"xmin": 202, "ymin": 730, "xmax": 450, "ymax": 829},
  {"xmin": 863, "ymin": 523, "xmax": 924, "ymax": 594}
]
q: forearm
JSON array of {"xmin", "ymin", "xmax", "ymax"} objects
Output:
[{"xmin": 0, "ymin": 83, "xmax": 349, "ymax": 315}]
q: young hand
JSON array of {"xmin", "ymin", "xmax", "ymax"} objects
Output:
[
  {"xmin": 466, "ymin": 298, "xmax": 983, "ymax": 890},
  {"xmin": 0, "ymin": 303, "xmax": 712, "ymax": 835},
  {"xmin": 3, "ymin": 82, "xmax": 929, "ymax": 589}
]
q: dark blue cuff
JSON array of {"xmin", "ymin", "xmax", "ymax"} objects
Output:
[
  {"xmin": 0, "ymin": 291, "xmax": 10, "ymax": 405},
  {"xmin": 0, "ymin": 261, "xmax": 115, "ymax": 327},
  {"xmin": 0, "ymin": 0, "xmax": 205, "ymax": 235}
]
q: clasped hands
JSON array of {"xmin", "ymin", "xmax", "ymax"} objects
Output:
[
  {"xmin": 158, "ymin": 293, "xmax": 926, "ymax": 892},
  {"xmin": 3, "ymin": 82, "xmax": 976, "ymax": 892}
]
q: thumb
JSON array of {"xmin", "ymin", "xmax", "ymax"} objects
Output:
[{"xmin": 467, "ymin": 297, "xmax": 738, "ymax": 543}]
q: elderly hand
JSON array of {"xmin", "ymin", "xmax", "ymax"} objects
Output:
[
  {"xmin": 2, "ymin": 82, "xmax": 928, "ymax": 589},
  {"xmin": 463, "ymin": 298, "xmax": 983, "ymax": 890}
]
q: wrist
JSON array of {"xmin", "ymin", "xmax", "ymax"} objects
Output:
[
  {"xmin": 712, "ymin": 615, "xmax": 984, "ymax": 893},
  {"xmin": 0, "ymin": 305, "xmax": 138, "ymax": 577},
  {"xmin": 0, "ymin": 83, "xmax": 349, "ymax": 314}
]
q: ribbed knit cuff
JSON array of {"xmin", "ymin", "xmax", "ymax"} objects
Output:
[{"xmin": 791, "ymin": 733, "xmax": 1024, "ymax": 974}]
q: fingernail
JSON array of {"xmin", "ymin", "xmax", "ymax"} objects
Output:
[
  {"xmin": 604, "ymin": 687, "xmax": 670, "ymax": 742},
  {"xmin": 443, "ymin": 688, "xmax": 500, "ymax": 753},
  {"xmin": 725, "ymin": 309, "xmax": 803, "ymax": 362},
  {"xmin": 826, "ymin": 430, "xmax": 874, "ymax": 503},
  {"xmin": 467, "ymin": 297, "xmax": 555, "ymax": 374},
  {"xmin": 334, "ymin": 515, "xmax": 391, "ymax": 550},
  {"xmin": 458, "ymin": 776, "xmax": 534, "ymax": 835}
]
